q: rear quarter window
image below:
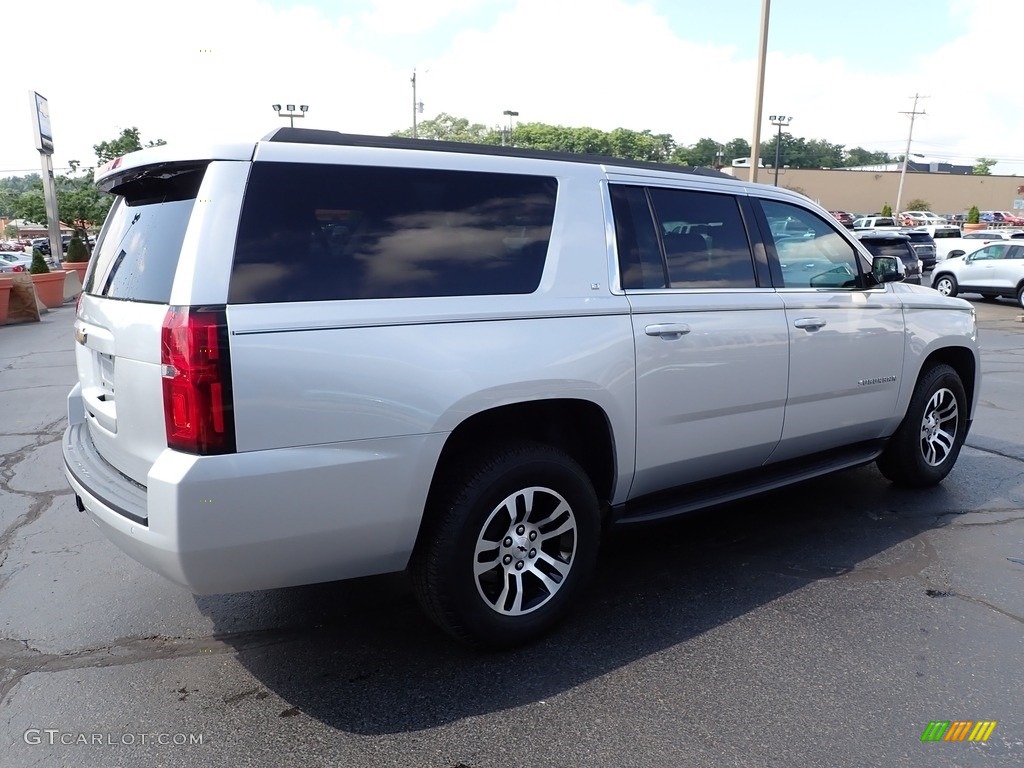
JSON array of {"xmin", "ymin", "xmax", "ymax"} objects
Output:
[{"xmin": 229, "ymin": 163, "xmax": 557, "ymax": 302}]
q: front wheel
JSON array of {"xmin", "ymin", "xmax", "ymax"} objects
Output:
[
  {"xmin": 411, "ymin": 441, "xmax": 601, "ymax": 649},
  {"xmin": 933, "ymin": 274, "xmax": 958, "ymax": 297},
  {"xmin": 876, "ymin": 364, "xmax": 967, "ymax": 487},
  {"xmin": 1017, "ymin": 284, "xmax": 1024, "ymax": 309}
]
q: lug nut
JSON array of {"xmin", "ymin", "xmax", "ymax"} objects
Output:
[
  {"xmin": 504, "ymin": 537, "xmax": 513, "ymax": 547},
  {"xmin": 516, "ymin": 525, "xmax": 525, "ymax": 535},
  {"xmin": 529, "ymin": 531, "xmax": 537, "ymax": 541},
  {"xmin": 515, "ymin": 561, "xmax": 524, "ymax": 571},
  {"xmin": 503, "ymin": 554, "xmax": 513, "ymax": 565},
  {"xmin": 529, "ymin": 548, "xmax": 536, "ymax": 558}
]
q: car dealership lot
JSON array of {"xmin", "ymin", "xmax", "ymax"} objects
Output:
[{"xmin": 1, "ymin": 303, "xmax": 1022, "ymax": 767}]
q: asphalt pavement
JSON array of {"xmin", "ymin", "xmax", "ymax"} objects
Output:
[{"xmin": 1, "ymin": 293, "xmax": 1022, "ymax": 767}]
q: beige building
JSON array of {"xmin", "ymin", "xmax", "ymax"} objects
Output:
[{"xmin": 723, "ymin": 167, "xmax": 1024, "ymax": 216}]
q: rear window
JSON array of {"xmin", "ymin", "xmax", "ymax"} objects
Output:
[
  {"xmin": 228, "ymin": 163, "xmax": 557, "ymax": 302},
  {"xmin": 85, "ymin": 164, "xmax": 206, "ymax": 303},
  {"xmin": 861, "ymin": 240, "xmax": 913, "ymax": 262}
]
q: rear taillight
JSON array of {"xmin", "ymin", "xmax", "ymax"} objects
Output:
[{"xmin": 161, "ymin": 306, "xmax": 236, "ymax": 455}]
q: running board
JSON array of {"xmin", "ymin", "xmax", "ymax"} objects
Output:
[{"xmin": 612, "ymin": 441, "xmax": 886, "ymax": 525}]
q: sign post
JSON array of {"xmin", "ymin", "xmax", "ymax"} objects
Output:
[{"xmin": 28, "ymin": 91, "xmax": 63, "ymax": 268}]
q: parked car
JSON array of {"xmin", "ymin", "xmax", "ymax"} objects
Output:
[
  {"xmin": 852, "ymin": 216, "xmax": 900, "ymax": 230},
  {"xmin": 979, "ymin": 211, "xmax": 1023, "ymax": 226},
  {"xmin": 63, "ymin": 128, "xmax": 980, "ymax": 648},
  {"xmin": 899, "ymin": 211, "xmax": 947, "ymax": 226},
  {"xmin": 903, "ymin": 229, "xmax": 938, "ymax": 271},
  {"xmin": 828, "ymin": 210, "xmax": 855, "ymax": 228},
  {"xmin": 0, "ymin": 252, "xmax": 33, "ymax": 272},
  {"xmin": 932, "ymin": 241, "xmax": 1024, "ymax": 306},
  {"xmin": 856, "ymin": 231, "xmax": 922, "ymax": 283},
  {"xmin": 997, "ymin": 211, "xmax": 1024, "ymax": 227}
]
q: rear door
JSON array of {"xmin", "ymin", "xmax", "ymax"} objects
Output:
[
  {"xmin": 610, "ymin": 183, "xmax": 789, "ymax": 498},
  {"xmin": 955, "ymin": 243, "xmax": 1011, "ymax": 293},
  {"xmin": 73, "ymin": 161, "xmax": 245, "ymax": 484}
]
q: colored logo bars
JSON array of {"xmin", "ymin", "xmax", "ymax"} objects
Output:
[{"xmin": 921, "ymin": 721, "xmax": 997, "ymax": 742}]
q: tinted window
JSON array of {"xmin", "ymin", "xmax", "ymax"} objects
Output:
[
  {"xmin": 85, "ymin": 165, "xmax": 206, "ymax": 303},
  {"xmin": 229, "ymin": 163, "xmax": 556, "ymax": 302},
  {"xmin": 761, "ymin": 200, "xmax": 863, "ymax": 288},
  {"xmin": 860, "ymin": 240, "xmax": 913, "ymax": 263}
]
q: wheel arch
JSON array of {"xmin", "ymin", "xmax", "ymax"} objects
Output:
[
  {"xmin": 918, "ymin": 345, "xmax": 978, "ymax": 420},
  {"xmin": 426, "ymin": 398, "xmax": 617, "ymax": 516}
]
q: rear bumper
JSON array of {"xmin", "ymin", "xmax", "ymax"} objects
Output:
[{"xmin": 63, "ymin": 420, "xmax": 443, "ymax": 595}]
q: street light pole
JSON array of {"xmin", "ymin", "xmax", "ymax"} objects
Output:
[
  {"xmin": 411, "ymin": 70, "xmax": 425, "ymax": 138},
  {"xmin": 769, "ymin": 115, "xmax": 791, "ymax": 187},
  {"xmin": 272, "ymin": 104, "xmax": 309, "ymax": 128},
  {"xmin": 502, "ymin": 109, "xmax": 519, "ymax": 147}
]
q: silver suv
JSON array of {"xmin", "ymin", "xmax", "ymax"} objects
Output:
[{"xmin": 64, "ymin": 129, "xmax": 981, "ymax": 648}]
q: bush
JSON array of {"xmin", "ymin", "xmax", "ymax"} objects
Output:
[
  {"xmin": 905, "ymin": 198, "xmax": 930, "ymax": 211},
  {"xmin": 881, "ymin": 203, "xmax": 892, "ymax": 217},
  {"xmin": 66, "ymin": 236, "xmax": 89, "ymax": 263},
  {"xmin": 967, "ymin": 205, "xmax": 980, "ymax": 224},
  {"xmin": 29, "ymin": 248, "xmax": 50, "ymax": 274}
]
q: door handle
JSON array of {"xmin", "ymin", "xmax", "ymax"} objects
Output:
[
  {"xmin": 645, "ymin": 323, "xmax": 691, "ymax": 339},
  {"xmin": 793, "ymin": 317, "xmax": 827, "ymax": 331}
]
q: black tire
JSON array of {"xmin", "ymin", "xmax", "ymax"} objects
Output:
[
  {"xmin": 1017, "ymin": 284, "xmax": 1024, "ymax": 309},
  {"xmin": 933, "ymin": 274, "xmax": 958, "ymax": 298},
  {"xmin": 411, "ymin": 441, "xmax": 601, "ymax": 649},
  {"xmin": 876, "ymin": 364, "xmax": 967, "ymax": 487},
  {"xmin": 980, "ymin": 293, "xmax": 998, "ymax": 301}
]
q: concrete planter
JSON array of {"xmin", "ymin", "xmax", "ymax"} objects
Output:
[
  {"xmin": 31, "ymin": 271, "xmax": 68, "ymax": 309},
  {"xmin": 0, "ymin": 275, "xmax": 13, "ymax": 325}
]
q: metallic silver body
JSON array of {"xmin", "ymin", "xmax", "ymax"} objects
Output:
[{"xmin": 65, "ymin": 137, "xmax": 981, "ymax": 595}]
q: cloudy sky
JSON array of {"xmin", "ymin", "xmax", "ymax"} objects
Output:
[{"xmin": 3, "ymin": 0, "xmax": 1021, "ymax": 177}]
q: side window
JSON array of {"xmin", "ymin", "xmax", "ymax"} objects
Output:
[
  {"xmin": 971, "ymin": 245, "xmax": 1003, "ymax": 261},
  {"xmin": 1008, "ymin": 246, "xmax": 1024, "ymax": 259},
  {"xmin": 610, "ymin": 185, "xmax": 666, "ymax": 289},
  {"xmin": 760, "ymin": 200, "xmax": 862, "ymax": 289},
  {"xmin": 647, "ymin": 188, "xmax": 756, "ymax": 288},
  {"xmin": 229, "ymin": 163, "xmax": 557, "ymax": 302}
]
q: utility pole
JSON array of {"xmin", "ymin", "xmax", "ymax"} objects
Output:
[
  {"xmin": 894, "ymin": 94, "xmax": 927, "ymax": 218},
  {"xmin": 748, "ymin": 0, "xmax": 771, "ymax": 183}
]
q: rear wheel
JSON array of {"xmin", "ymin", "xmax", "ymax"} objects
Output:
[
  {"xmin": 933, "ymin": 274, "xmax": 957, "ymax": 297},
  {"xmin": 876, "ymin": 364, "xmax": 966, "ymax": 487},
  {"xmin": 1017, "ymin": 284, "xmax": 1024, "ymax": 309},
  {"xmin": 411, "ymin": 441, "xmax": 601, "ymax": 649}
]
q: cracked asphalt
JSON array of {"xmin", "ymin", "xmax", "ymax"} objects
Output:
[{"xmin": 1, "ymin": 299, "xmax": 1023, "ymax": 767}]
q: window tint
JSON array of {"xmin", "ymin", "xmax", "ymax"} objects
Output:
[
  {"xmin": 860, "ymin": 240, "xmax": 913, "ymax": 263},
  {"xmin": 85, "ymin": 165, "xmax": 206, "ymax": 303},
  {"xmin": 229, "ymin": 163, "xmax": 556, "ymax": 302},
  {"xmin": 649, "ymin": 188, "xmax": 756, "ymax": 288},
  {"xmin": 761, "ymin": 200, "xmax": 862, "ymax": 288},
  {"xmin": 610, "ymin": 186, "xmax": 666, "ymax": 289}
]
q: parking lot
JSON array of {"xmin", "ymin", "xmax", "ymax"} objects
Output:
[{"xmin": 1, "ymin": 295, "xmax": 1022, "ymax": 767}]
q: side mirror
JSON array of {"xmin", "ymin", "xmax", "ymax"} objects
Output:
[
  {"xmin": 871, "ymin": 255, "xmax": 905, "ymax": 283},
  {"xmin": 948, "ymin": 250, "xmax": 966, "ymax": 259}
]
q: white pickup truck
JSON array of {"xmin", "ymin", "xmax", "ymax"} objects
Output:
[{"xmin": 929, "ymin": 226, "xmax": 1024, "ymax": 262}]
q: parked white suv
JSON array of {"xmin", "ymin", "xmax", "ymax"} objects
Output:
[
  {"xmin": 63, "ymin": 129, "xmax": 981, "ymax": 648},
  {"xmin": 932, "ymin": 240, "xmax": 1024, "ymax": 306}
]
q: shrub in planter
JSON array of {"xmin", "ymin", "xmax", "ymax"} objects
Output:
[
  {"xmin": 967, "ymin": 206, "xmax": 980, "ymax": 224},
  {"xmin": 29, "ymin": 248, "xmax": 50, "ymax": 274},
  {"xmin": 66, "ymin": 236, "xmax": 90, "ymax": 263},
  {"xmin": 881, "ymin": 203, "xmax": 893, "ymax": 217}
]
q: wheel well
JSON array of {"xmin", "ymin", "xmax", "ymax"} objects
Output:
[
  {"xmin": 430, "ymin": 399, "xmax": 616, "ymax": 506},
  {"xmin": 920, "ymin": 347, "xmax": 977, "ymax": 415}
]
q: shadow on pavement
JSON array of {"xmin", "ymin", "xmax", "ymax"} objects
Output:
[{"xmin": 195, "ymin": 462, "xmax": 958, "ymax": 735}]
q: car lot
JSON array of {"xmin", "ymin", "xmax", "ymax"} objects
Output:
[{"xmin": 1, "ymin": 303, "xmax": 1022, "ymax": 767}]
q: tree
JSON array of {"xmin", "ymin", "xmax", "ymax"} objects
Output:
[
  {"xmin": 905, "ymin": 198, "xmax": 930, "ymax": 211},
  {"xmin": 4, "ymin": 223, "xmax": 18, "ymax": 239},
  {"xmin": 723, "ymin": 138, "xmax": 750, "ymax": 165},
  {"xmin": 391, "ymin": 113, "xmax": 495, "ymax": 143},
  {"xmin": 843, "ymin": 147, "xmax": 891, "ymax": 167},
  {"xmin": 93, "ymin": 127, "xmax": 167, "ymax": 165},
  {"xmin": 972, "ymin": 157, "xmax": 997, "ymax": 176},
  {"xmin": 967, "ymin": 205, "xmax": 980, "ymax": 224},
  {"xmin": 881, "ymin": 203, "xmax": 893, "ymax": 217}
]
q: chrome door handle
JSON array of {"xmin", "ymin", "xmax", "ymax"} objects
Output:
[
  {"xmin": 645, "ymin": 323, "xmax": 691, "ymax": 339},
  {"xmin": 794, "ymin": 317, "xmax": 827, "ymax": 331}
]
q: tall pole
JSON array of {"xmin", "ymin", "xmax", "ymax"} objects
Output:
[
  {"xmin": 412, "ymin": 70, "xmax": 418, "ymax": 139},
  {"xmin": 748, "ymin": 0, "xmax": 771, "ymax": 183},
  {"xmin": 769, "ymin": 115, "xmax": 791, "ymax": 187},
  {"xmin": 894, "ymin": 93, "xmax": 926, "ymax": 218}
]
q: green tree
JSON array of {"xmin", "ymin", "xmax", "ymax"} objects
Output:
[
  {"xmin": 881, "ymin": 203, "xmax": 893, "ymax": 217},
  {"xmin": 391, "ymin": 113, "xmax": 495, "ymax": 143},
  {"xmin": 972, "ymin": 157, "xmax": 997, "ymax": 176},
  {"xmin": 93, "ymin": 127, "xmax": 167, "ymax": 164},
  {"xmin": 967, "ymin": 205, "xmax": 980, "ymax": 224},
  {"xmin": 723, "ymin": 138, "xmax": 750, "ymax": 165},
  {"xmin": 3, "ymin": 223, "xmax": 18, "ymax": 239},
  {"xmin": 905, "ymin": 198, "xmax": 930, "ymax": 211},
  {"xmin": 12, "ymin": 189, "xmax": 46, "ymax": 224},
  {"xmin": 844, "ymin": 147, "xmax": 891, "ymax": 166},
  {"xmin": 29, "ymin": 248, "xmax": 50, "ymax": 274}
]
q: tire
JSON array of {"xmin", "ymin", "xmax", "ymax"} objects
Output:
[
  {"xmin": 933, "ymin": 274, "xmax": 957, "ymax": 297},
  {"xmin": 411, "ymin": 441, "xmax": 601, "ymax": 649},
  {"xmin": 980, "ymin": 293, "xmax": 998, "ymax": 301},
  {"xmin": 876, "ymin": 364, "xmax": 967, "ymax": 487},
  {"xmin": 1018, "ymin": 284, "xmax": 1024, "ymax": 309}
]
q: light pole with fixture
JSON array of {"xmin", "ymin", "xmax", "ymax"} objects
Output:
[
  {"xmin": 272, "ymin": 103, "xmax": 308, "ymax": 128},
  {"xmin": 411, "ymin": 70, "xmax": 426, "ymax": 138},
  {"xmin": 769, "ymin": 114, "xmax": 791, "ymax": 187},
  {"xmin": 502, "ymin": 109, "xmax": 518, "ymax": 147}
]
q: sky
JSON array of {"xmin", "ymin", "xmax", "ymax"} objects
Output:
[{"xmin": 3, "ymin": 0, "xmax": 1023, "ymax": 178}]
